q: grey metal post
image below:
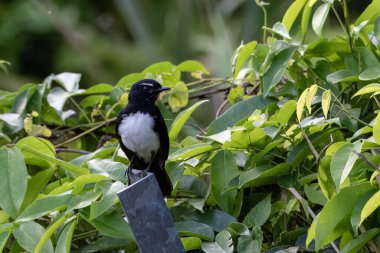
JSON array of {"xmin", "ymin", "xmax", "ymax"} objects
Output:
[{"xmin": 117, "ymin": 173, "xmax": 185, "ymax": 253}]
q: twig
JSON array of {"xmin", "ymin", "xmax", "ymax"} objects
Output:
[
  {"xmin": 55, "ymin": 148, "xmax": 91, "ymax": 154},
  {"xmin": 215, "ymin": 99, "xmax": 229, "ymax": 118},
  {"xmin": 299, "ymin": 124, "xmax": 320, "ymax": 161},
  {"xmin": 189, "ymin": 87, "xmax": 230, "ymax": 100},
  {"xmin": 288, "ymin": 187, "xmax": 340, "ymax": 253},
  {"xmin": 359, "ymin": 225, "xmax": 380, "ymax": 253},
  {"xmin": 55, "ymin": 117, "xmax": 116, "ymax": 148}
]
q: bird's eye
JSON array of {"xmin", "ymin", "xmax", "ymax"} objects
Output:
[{"xmin": 143, "ymin": 86, "xmax": 148, "ymax": 90}]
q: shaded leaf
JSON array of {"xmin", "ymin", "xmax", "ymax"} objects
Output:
[
  {"xmin": 243, "ymin": 194, "xmax": 271, "ymax": 227},
  {"xmin": 176, "ymin": 221, "xmax": 215, "ymax": 241},
  {"xmin": 0, "ymin": 148, "xmax": 28, "ymax": 219},
  {"xmin": 13, "ymin": 221, "xmax": 54, "ymax": 253},
  {"xmin": 211, "ymin": 150, "xmax": 240, "ymax": 214}
]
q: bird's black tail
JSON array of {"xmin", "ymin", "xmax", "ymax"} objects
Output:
[{"xmin": 151, "ymin": 166, "xmax": 173, "ymax": 197}]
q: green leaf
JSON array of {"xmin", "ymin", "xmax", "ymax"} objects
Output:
[
  {"xmin": 181, "ymin": 237, "xmax": 202, "ymax": 251},
  {"xmin": 169, "ymin": 143, "xmax": 214, "ymax": 160},
  {"xmin": 355, "ymin": 0, "xmax": 380, "ymax": 25},
  {"xmin": 301, "ymin": 0, "xmax": 317, "ymax": 37},
  {"xmin": 67, "ymin": 189, "xmax": 102, "ymax": 212},
  {"xmin": 262, "ymin": 46, "xmax": 297, "ymax": 97},
  {"xmin": 20, "ymin": 145, "xmax": 89, "ymax": 176},
  {"xmin": 359, "ymin": 68, "xmax": 380, "ymax": 81},
  {"xmin": 232, "ymin": 41, "xmax": 257, "ymax": 79},
  {"xmin": 201, "ymin": 230, "xmax": 233, "ymax": 253},
  {"xmin": 340, "ymin": 228, "xmax": 380, "ymax": 253},
  {"xmin": 21, "ymin": 167, "xmax": 57, "ymax": 211},
  {"xmin": 327, "ymin": 70, "xmax": 359, "ymax": 84},
  {"xmin": 169, "ymin": 100, "xmax": 208, "ymax": 141},
  {"xmin": 297, "ymin": 88, "xmax": 308, "ymax": 121},
  {"xmin": 375, "ymin": 15, "xmax": 380, "ymax": 44},
  {"xmin": 0, "ymin": 148, "xmax": 28, "ymax": 219},
  {"xmin": 0, "ymin": 113, "xmax": 23, "ymax": 132},
  {"xmin": 74, "ymin": 83, "xmax": 113, "ymax": 95},
  {"xmin": 321, "ymin": 89, "xmax": 331, "ymax": 119},
  {"xmin": 237, "ymin": 235, "xmax": 260, "ymax": 253},
  {"xmin": 282, "ymin": 0, "xmax": 308, "ymax": 31},
  {"xmin": 16, "ymin": 136, "xmax": 56, "ymax": 168},
  {"xmin": 305, "ymin": 40, "xmax": 350, "ymax": 57},
  {"xmin": 208, "ymin": 96, "xmax": 271, "ymax": 134},
  {"xmin": 182, "ymin": 209, "xmax": 236, "ymax": 232},
  {"xmin": 116, "ymin": 73, "xmax": 144, "ymax": 88},
  {"xmin": 330, "ymin": 141, "xmax": 362, "ymax": 189},
  {"xmin": 373, "ymin": 113, "xmax": 380, "ymax": 145},
  {"xmin": 81, "ymin": 210, "xmax": 135, "ymax": 241},
  {"xmin": 304, "ymin": 183, "xmax": 327, "ymax": 205},
  {"xmin": 278, "ymin": 100, "xmax": 296, "ymax": 125},
  {"xmin": 352, "ymin": 83, "xmax": 380, "ymax": 97},
  {"xmin": 225, "ymin": 222, "xmax": 251, "ymax": 237},
  {"xmin": 13, "ymin": 221, "xmax": 54, "ymax": 253},
  {"xmin": 360, "ymin": 190, "xmax": 380, "ymax": 226},
  {"xmin": 239, "ymin": 163, "xmax": 291, "ymax": 188},
  {"xmin": 143, "ymin": 61, "xmax": 176, "ymax": 75},
  {"xmin": 168, "ymin": 81, "xmax": 189, "ymax": 112},
  {"xmin": 312, "ymin": 182, "xmax": 375, "ymax": 250},
  {"xmin": 177, "ymin": 60, "xmax": 209, "ymax": 74},
  {"xmin": 17, "ymin": 194, "xmax": 72, "ymax": 222},
  {"xmin": 55, "ymin": 220, "xmax": 77, "ymax": 253},
  {"xmin": 175, "ymin": 221, "xmax": 214, "ymax": 241},
  {"xmin": 317, "ymin": 155, "xmax": 335, "ymax": 200},
  {"xmin": 0, "ymin": 231, "xmax": 10, "ymax": 252},
  {"xmin": 350, "ymin": 189, "xmax": 377, "ymax": 235},
  {"xmin": 87, "ymin": 158, "xmax": 127, "ymax": 182},
  {"xmin": 89, "ymin": 181, "xmax": 124, "ymax": 220},
  {"xmin": 210, "ymin": 150, "xmax": 240, "ymax": 214},
  {"xmin": 312, "ymin": 3, "xmax": 330, "ymax": 37},
  {"xmin": 35, "ymin": 212, "xmax": 74, "ymax": 253},
  {"xmin": 243, "ymin": 194, "xmax": 271, "ymax": 227}
]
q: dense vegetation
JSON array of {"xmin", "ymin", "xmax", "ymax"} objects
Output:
[{"xmin": 1, "ymin": 0, "xmax": 380, "ymax": 252}]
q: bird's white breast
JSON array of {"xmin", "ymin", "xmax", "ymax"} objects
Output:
[{"xmin": 118, "ymin": 112, "xmax": 160, "ymax": 162}]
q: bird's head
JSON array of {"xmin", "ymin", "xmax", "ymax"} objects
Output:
[{"xmin": 128, "ymin": 79, "xmax": 170, "ymax": 104}]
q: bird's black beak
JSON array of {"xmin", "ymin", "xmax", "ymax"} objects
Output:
[{"xmin": 154, "ymin": 86, "xmax": 171, "ymax": 93}]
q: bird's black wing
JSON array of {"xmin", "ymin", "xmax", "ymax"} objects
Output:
[{"xmin": 150, "ymin": 106, "xmax": 172, "ymax": 196}]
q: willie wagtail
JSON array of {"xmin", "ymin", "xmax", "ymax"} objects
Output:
[{"xmin": 115, "ymin": 79, "xmax": 173, "ymax": 197}]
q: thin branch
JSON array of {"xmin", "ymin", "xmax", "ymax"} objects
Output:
[
  {"xmin": 359, "ymin": 225, "xmax": 380, "ymax": 253},
  {"xmin": 55, "ymin": 117, "xmax": 116, "ymax": 148},
  {"xmin": 55, "ymin": 148, "xmax": 91, "ymax": 154},
  {"xmin": 215, "ymin": 99, "xmax": 229, "ymax": 118},
  {"xmin": 288, "ymin": 187, "xmax": 340, "ymax": 253},
  {"xmin": 299, "ymin": 124, "xmax": 320, "ymax": 161}
]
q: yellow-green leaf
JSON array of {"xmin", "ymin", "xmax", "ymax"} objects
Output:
[
  {"xmin": 374, "ymin": 113, "xmax": 380, "ymax": 145},
  {"xmin": 321, "ymin": 89, "xmax": 331, "ymax": 119},
  {"xmin": 282, "ymin": 0, "xmax": 308, "ymax": 31},
  {"xmin": 352, "ymin": 83, "xmax": 380, "ymax": 98},
  {"xmin": 297, "ymin": 88, "xmax": 309, "ymax": 121},
  {"xmin": 306, "ymin": 84, "xmax": 318, "ymax": 113},
  {"xmin": 360, "ymin": 190, "xmax": 380, "ymax": 225}
]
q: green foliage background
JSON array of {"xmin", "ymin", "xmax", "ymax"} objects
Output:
[{"xmin": 2, "ymin": 0, "xmax": 380, "ymax": 252}]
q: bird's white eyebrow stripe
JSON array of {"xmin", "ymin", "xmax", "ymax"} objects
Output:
[{"xmin": 141, "ymin": 82, "xmax": 154, "ymax": 87}]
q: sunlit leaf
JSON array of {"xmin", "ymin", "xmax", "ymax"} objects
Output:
[
  {"xmin": 306, "ymin": 84, "xmax": 318, "ymax": 113},
  {"xmin": 282, "ymin": 0, "xmax": 308, "ymax": 31},
  {"xmin": 321, "ymin": 89, "xmax": 331, "ymax": 119},
  {"xmin": 169, "ymin": 100, "xmax": 208, "ymax": 141},
  {"xmin": 297, "ymin": 88, "xmax": 308, "ymax": 121},
  {"xmin": 373, "ymin": 113, "xmax": 380, "ymax": 145},
  {"xmin": 312, "ymin": 3, "xmax": 330, "ymax": 37}
]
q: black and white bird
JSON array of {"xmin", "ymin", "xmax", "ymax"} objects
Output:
[{"xmin": 115, "ymin": 79, "xmax": 173, "ymax": 197}]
